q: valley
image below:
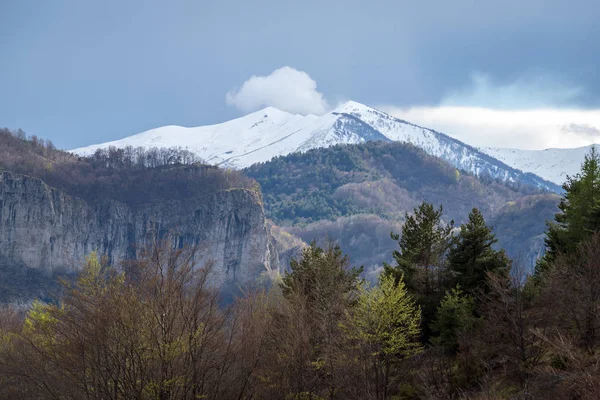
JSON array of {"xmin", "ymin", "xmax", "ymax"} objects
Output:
[
  {"xmin": 0, "ymin": 120, "xmax": 562, "ymax": 300},
  {"xmin": 5, "ymin": 3, "xmax": 600, "ymax": 397},
  {"xmin": 71, "ymin": 101, "xmax": 566, "ymax": 276},
  {"xmin": 245, "ymin": 141, "xmax": 558, "ymax": 274},
  {"xmin": 0, "ymin": 112, "xmax": 595, "ymax": 399}
]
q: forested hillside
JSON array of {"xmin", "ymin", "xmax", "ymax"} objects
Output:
[
  {"xmin": 245, "ymin": 141, "xmax": 541, "ymax": 224},
  {"xmin": 491, "ymin": 193, "xmax": 560, "ymax": 268},
  {"xmin": 2, "ymin": 147, "xmax": 600, "ymax": 398},
  {"xmin": 0, "ymin": 128, "xmax": 255, "ymax": 206},
  {"xmin": 2, "ymin": 127, "xmax": 600, "ymax": 398},
  {"xmin": 245, "ymin": 141, "xmax": 558, "ymax": 272}
]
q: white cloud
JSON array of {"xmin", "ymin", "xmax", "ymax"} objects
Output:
[
  {"xmin": 226, "ymin": 66, "xmax": 329, "ymax": 115},
  {"xmin": 381, "ymin": 73, "xmax": 600, "ymax": 150},
  {"xmin": 380, "ymin": 105, "xmax": 600, "ymax": 150}
]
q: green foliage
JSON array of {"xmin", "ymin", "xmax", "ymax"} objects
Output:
[
  {"xmin": 23, "ymin": 252, "xmax": 118, "ymax": 343},
  {"xmin": 274, "ymin": 242, "xmax": 364, "ymax": 398},
  {"xmin": 447, "ymin": 208, "xmax": 510, "ymax": 296},
  {"xmin": 22, "ymin": 300, "xmax": 61, "ymax": 348},
  {"xmin": 537, "ymin": 146, "xmax": 600, "ymax": 277},
  {"xmin": 246, "ymin": 140, "xmax": 553, "ymax": 277},
  {"xmin": 0, "ymin": 243, "xmax": 252, "ymax": 399},
  {"xmin": 245, "ymin": 141, "xmax": 511, "ymax": 225},
  {"xmin": 73, "ymin": 251, "xmax": 124, "ymax": 297},
  {"xmin": 385, "ymin": 202, "xmax": 454, "ymax": 291},
  {"xmin": 281, "ymin": 241, "xmax": 363, "ymax": 305},
  {"xmin": 347, "ymin": 273, "xmax": 422, "ymax": 398},
  {"xmin": 384, "ymin": 202, "xmax": 454, "ymax": 340},
  {"xmin": 350, "ymin": 273, "xmax": 422, "ymax": 360},
  {"xmin": 431, "ymin": 286, "xmax": 477, "ymax": 353}
]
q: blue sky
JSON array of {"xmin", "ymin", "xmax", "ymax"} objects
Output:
[{"xmin": 1, "ymin": 0, "xmax": 599, "ymax": 149}]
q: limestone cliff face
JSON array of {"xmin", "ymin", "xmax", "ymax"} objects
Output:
[{"xmin": 0, "ymin": 170, "xmax": 278, "ymax": 292}]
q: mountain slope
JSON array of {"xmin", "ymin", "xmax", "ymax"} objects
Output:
[
  {"xmin": 490, "ymin": 193, "xmax": 560, "ymax": 270},
  {"xmin": 480, "ymin": 145, "xmax": 593, "ymax": 186},
  {"xmin": 72, "ymin": 101, "xmax": 560, "ymax": 192},
  {"xmin": 245, "ymin": 141, "xmax": 541, "ymax": 225},
  {"xmin": 336, "ymin": 102, "xmax": 560, "ymax": 192},
  {"xmin": 245, "ymin": 141, "xmax": 557, "ymax": 273},
  {"xmin": 73, "ymin": 107, "xmax": 313, "ymax": 167}
]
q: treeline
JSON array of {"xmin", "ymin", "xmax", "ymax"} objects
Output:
[
  {"xmin": 0, "ymin": 128, "xmax": 255, "ymax": 206},
  {"xmin": 0, "ymin": 201, "xmax": 572, "ymax": 399},
  {"xmin": 0, "ymin": 128, "xmax": 202, "ymax": 168},
  {"xmin": 372, "ymin": 147, "xmax": 600, "ymax": 398},
  {"xmin": 0, "ymin": 150, "xmax": 598, "ymax": 399},
  {"xmin": 0, "ymin": 240, "xmax": 421, "ymax": 399},
  {"xmin": 245, "ymin": 141, "xmax": 458, "ymax": 223}
]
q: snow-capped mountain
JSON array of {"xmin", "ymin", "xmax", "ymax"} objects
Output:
[
  {"xmin": 479, "ymin": 145, "xmax": 594, "ymax": 187},
  {"xmin": 72, "ymin": 101, "xmax": 560, "ymax": 192},
  {"xmin": 72, "ymin": 103, "xmax": 389, "ymax": 169}
]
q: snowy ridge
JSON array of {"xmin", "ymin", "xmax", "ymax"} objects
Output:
[
  {"xmin": 73, "ymin": 107, "xmax": 316, "ymax": 168},
  {"xmin": 72, "ymin": 101, "xmax": 561, "ymax": 192},
  {"xmin": 480, "ymin": 145, "xmax": 594, "ymax": 186},
  {"xmin": 335, "ymin": 102, "xmax": 559, "ymax": 190}
]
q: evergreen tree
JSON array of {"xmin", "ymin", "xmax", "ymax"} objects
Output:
[
  {"xmin": 447, "ymin": 208, "xmax": 510, "ymax": 296},
  {"xmin": 384, "ymin": 202, "xmax": 454, "ymax": 340},
  {"xmin": 384, "ymin": 202, "xmax": 454, "ymax": 294},
  {"xmin": 536, "ymin": 146, "xmax": 600, "ymax": 277},
  {"xmin": 281, "ymin": 241, "xmax": 363, "ymax": 305},
  {"xmin": 431, "ymin": 286, "xmax": 477, "ymax": 354}
]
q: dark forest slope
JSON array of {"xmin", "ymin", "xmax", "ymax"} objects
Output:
[{"xmin": 245, "ymin": 141, "xmax": 558, "ymax": 272}]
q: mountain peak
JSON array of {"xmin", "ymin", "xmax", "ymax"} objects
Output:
[
  {"xmin": 244, "ymin": 106, "xmax": 294, "ymax": 119},
  {"xmin": 333, "ymin": 100, "xmax": 374, "ymax": 114}
]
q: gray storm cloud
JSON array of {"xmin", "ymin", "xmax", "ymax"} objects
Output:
[{"xmin": 442, "ymin": 73, "xmax": 584, "ymax": 109}]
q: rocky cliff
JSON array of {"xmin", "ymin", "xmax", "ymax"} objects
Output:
[{"xmin": 0, "ymin": 170, "xmax": 278, "ymax": 302}]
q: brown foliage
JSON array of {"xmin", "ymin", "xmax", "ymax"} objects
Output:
[
  {"xmin": 541, "ymin": 233, "xmax": 600, "ymax": 352},
  {"xmin": 0, "ymin": 128, "xmax": 255, "ymax": 206},
  {"xmin": 0, "ymin": 241, "xmax": 272, "ymax": 399}
]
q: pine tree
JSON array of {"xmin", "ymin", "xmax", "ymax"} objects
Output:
[
  {"xmin": 384, "ymin": 202, "xmax": 454, "ymax": 340},
  {"xmin": 447, "ymin": 208, "xmax": 510, "ymax": 296},
  {"xmin": 384, "ymin": 202, "xmax": 454, "ymax": 294},
  {"xmin": 281, "ymin": 241, "xmax": 363, "ymax": 305},
  {"xmin": 536, "ymin": 146, "xmax": 600, "ymax": 277},
  {"xmin": 431, "ymin": 286, "xmax": 476, "ymax": 354}
]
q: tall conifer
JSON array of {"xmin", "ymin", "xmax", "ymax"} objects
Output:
[
  {"xmin": 447, "ymin": 208, "xmax": 509, "ymax": 296},
  {"xmin": 536, "ymin": 146, "xmax": 600, "ymax": 277}
]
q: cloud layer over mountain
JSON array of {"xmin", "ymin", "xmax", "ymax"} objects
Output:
[
  {"xmin": 381, "ymin": 73, "xmax": 600, "ymax": 150},
  {"xmin": 225, "ymin": 68, "xmax": 600, "ymax": 150},
  {"xmin": 381, "ymin": 105, "xmax": 600, "ymax": 150}
]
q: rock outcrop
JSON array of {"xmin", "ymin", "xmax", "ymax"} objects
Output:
[{"xmin": 0, "ymin": 170, "xmax": 278, "ymax": 301}]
